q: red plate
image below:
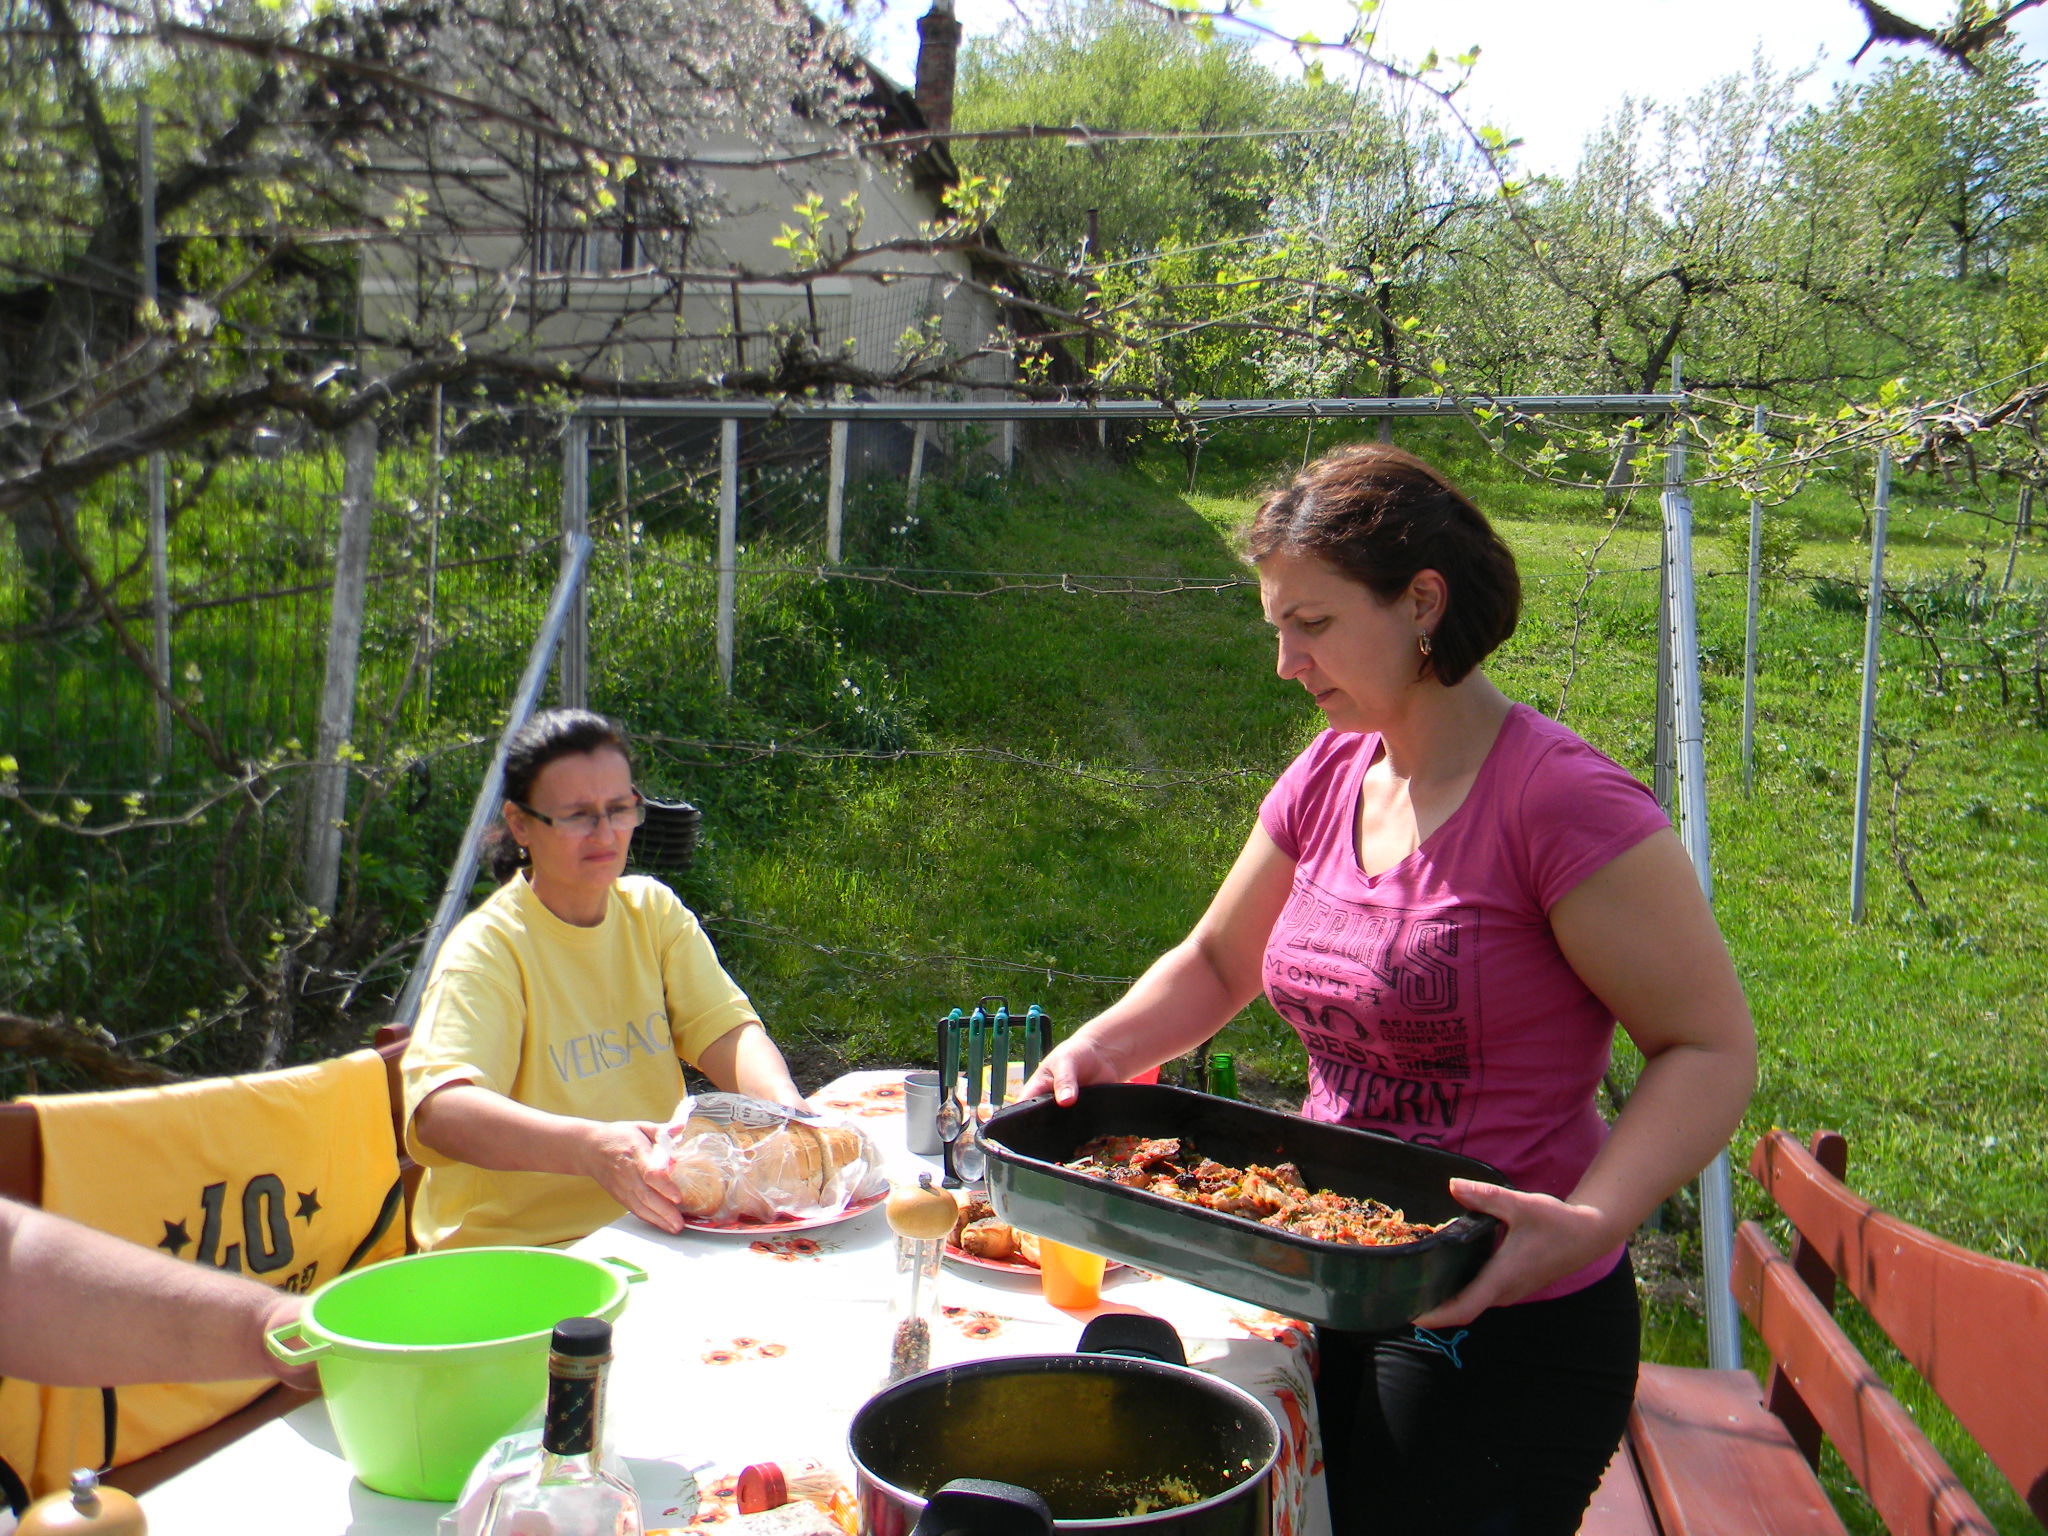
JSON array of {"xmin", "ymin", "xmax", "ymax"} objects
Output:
[
  {"xmin": 943, "ymin": 1241, "xmax": 1125, "ymax": 1279},
  {"xmin": 678, "ymin": 1188, "xmax": 887, "ymax": 1234}
]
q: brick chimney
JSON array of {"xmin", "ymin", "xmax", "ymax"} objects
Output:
[{"xmin": 914, "ymin": 0, "xmax": 961, "ymax": 136}]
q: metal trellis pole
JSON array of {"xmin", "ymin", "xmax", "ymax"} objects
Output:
[
  {"xmin": 1654, "ymin": 361, "xmax": 1683, "ymax": 812},
  {"xmin": 559, "ymin": 417, "xmax": 590, "ymax": 708},
  {"xmin": 140, "ymin": 104, "xmax": 172, "ymax": 766},
  {"xmin": 423, "ymin": 383, "xmax": 444, "ymax": 722},
  {"xmin": 827, "ymin": 404, "xmax": 849, "ymax": 565},
  {"xmin": 1660, "ymin": 455, "xmax": 1741, "ymax": 1374},
  {"xmin": 307, "ymin": 417, "xmax": 379, "ymax": 916},
  {"xmin": 1741, "ymin": 404, "xmax": 1765, "ymax": 796},
  {"xmin": 718, "ymin": 417, "xmax": 739, "ymax": 694},
  {"xmin": 616, "ymin": 411, "xmax": 633, "ymax": 602},
  {"xmin": 389, "ymin": 533, "xmax": 595, "ymax": 1030},
  {"xmin": 1850, "ymin": 448, "xmax": 1893, "ymax": 924}
]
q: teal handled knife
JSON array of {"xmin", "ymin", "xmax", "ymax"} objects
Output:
[{"xmin": 989, "ymin": 1004, "xmax": 1010, "ymax": 1109}]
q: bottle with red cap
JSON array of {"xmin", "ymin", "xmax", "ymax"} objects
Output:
[{"xmin": 736, "ymin": 1458, "xmax": 840, "ymax": 1514}]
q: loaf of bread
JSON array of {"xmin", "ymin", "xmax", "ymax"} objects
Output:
[{"xmin": 651, "ymin": 1098, "xmax": 879, "ymax": 1223}]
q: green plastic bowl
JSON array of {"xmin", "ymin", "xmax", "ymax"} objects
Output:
[{"xmin": 266, "ymin": 1246, "xmax": 645, "ymax": 1501}]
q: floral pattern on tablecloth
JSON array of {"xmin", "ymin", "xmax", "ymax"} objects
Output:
[
  {"xmin": 817, "ymin": 1080, "xmax": 905, "ymax": 1118},
  {"xmin": 1232, "ymin": 1308, "xmax": 1318, "ymax": 1366},
  {"xmin": 1235, "ymin": 1343, "xmax": 1322, "ymax": 1536},
  {"xmin": 650, "ymin": 1470, "xmax": 860, "ymax": 1536},
  {"xmin": 672, "ymin": 1472, "xmax": 739, "ymax": 1529},
  {"xmin": 701, "ymin": 1337, "xmax": 789, "ymax": 1365},
  {"xmin": 940, "ymin": 1304, "xmax": 1005, "ymax": 1341},
  {"xmin": 749, "ymin": 1236, "xmax": 825, "ymax": 1261}
]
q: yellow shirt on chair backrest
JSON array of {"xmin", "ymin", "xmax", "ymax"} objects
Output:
[
  {"xmin": 0, "ymin": 1049, "xmax": 405, "ymax": 1506},
  {"xmin": 401, "ymin": 873, "xmax": 758, "ymax": 1251}
]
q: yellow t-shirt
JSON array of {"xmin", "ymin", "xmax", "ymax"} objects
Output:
[{"xmin": 401, "ymin": 874, "xmax": 758, "ymax": 1250}]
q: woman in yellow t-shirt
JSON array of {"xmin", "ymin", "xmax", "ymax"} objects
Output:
[{"xmin": 401, "ymin": 708, "xmax": 807, "ymax": 1250}]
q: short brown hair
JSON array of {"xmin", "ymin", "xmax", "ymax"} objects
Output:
[{"xmin": 1246, "ymin": 445, "xmax": 1520, "ymax": 686}]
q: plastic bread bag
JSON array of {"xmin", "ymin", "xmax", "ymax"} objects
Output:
[{"xmin": 648, "ymin": 1093, "xmax": 885, "ymax": 1224}]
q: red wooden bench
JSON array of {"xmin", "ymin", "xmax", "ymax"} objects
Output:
[{"xmin": 1582, "ymin": 1129, "xmax": 2048, "ymax": 1536}]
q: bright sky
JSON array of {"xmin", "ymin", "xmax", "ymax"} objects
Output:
[{"xmin": 858, "ymin": 0, "xmax": 2048, "ymax": 175}]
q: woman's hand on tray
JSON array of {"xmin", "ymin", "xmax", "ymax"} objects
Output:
[
  {"xmin": 1408, "ymin": 1178, "xmax": 1616, "ymax": 1328},
  {"xmin": 1018, "ymin": 1030, "xmax": 1133, "ymax": 1106}
]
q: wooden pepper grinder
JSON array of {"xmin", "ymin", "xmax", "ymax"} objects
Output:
[{"xmin": 17, "ymin": 1470, "xmax": 147, "ymax": 1536}]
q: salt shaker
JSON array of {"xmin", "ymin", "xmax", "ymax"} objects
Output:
[{"xmin": 883, "ymin": 1174, "xmax": 956, "ymax": 1385}]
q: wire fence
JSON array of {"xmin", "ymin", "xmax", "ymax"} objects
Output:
[{"xmin": 2, "ymin": 395, "xmax": 2041, "ymax": 1094}]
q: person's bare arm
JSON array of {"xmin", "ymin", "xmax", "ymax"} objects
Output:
[
  {"xmin": 1024, "ymin": 826, "xmax": 1298, "ymax": 1103},
  {"xmin": 0, "ymin": 1198, "xmax": 313, "ymax": 1388},
  {"xmin": 1414, "ymin": 829, "xmax": 1757, "ymax": 1326},
  {"xmin": 693, "ymin": 1020, "xmax": 807, "ymax": 1109},
  {"xmin": 410, "ymin": 1082, "xmax": 685, "ymax": 1233}
]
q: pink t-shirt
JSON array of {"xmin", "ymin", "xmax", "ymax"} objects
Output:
[{"xmin": 1257, "ymin": 704, "xmax": 1669, "ymax": 1302}]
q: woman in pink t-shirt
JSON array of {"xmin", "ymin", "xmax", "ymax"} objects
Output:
[{"xmin": 1024, "ymin": 445, "xmax": 1756, "ymax": 1534}]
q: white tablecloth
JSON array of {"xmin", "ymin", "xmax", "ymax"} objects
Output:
[{"xmin": 138, "ymin": 1071, "xmax": 1331, "ymax": 1536}]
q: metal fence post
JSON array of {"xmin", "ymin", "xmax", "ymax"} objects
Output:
[
  {"xmin": 423, "ymin": 383, "xmax": 444, "ymax": 721},
  {"xmin": 140, "ymin": 104, "xmax": 172, "ymax": 766},
  {"xmin": 907, "ymin": 401, "xmax": 930, "ymax": 516},
  {"xmin": 1851, "ymin": 447, "xmax": 1893, "ymax": 924},
  {"xmin": 827, "ymin": 405, "xmax": 849, "ymax": 565},
  {"xmin": 1660, "ymin": 461, "xmax": 1741, "ymax": 1373},
  {"xmin": 616, "ymin": 411, "xmax": 633, "ymax": 602},
  {"xmin": 1003, "ymin": 354, "xmax": 1018, "ymax": 474},
  {"xmin": 1742, "ymin": 404, "xmax": 1765, "ymax": 796},
  {"xmin": 718, "ymin": 416, "xmax": 738, "ymax": 694},
  {"xmin": 558, "ymin": 416, "xmax": 590, "ymax": 708},
  {"xmin": 306, "ymin": 416, "xmax": 379, "ymax": 914},
  {"xmin": 1654, "ymin": 363, "xmax": 1684, "ymax": 812}
]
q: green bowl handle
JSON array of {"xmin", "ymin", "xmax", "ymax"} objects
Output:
[
  {"xmin": 596, "ymin": 1256, "xmax": 647, "ymax": 1286},
  {"xmin": 265, "ymin": 1320, "xmax": 330, "ymax": 1366}
]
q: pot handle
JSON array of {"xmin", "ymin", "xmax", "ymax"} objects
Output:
[
  {"xmin": 1077, "ymin": 1312, "xmax": 1187, "ymax": 1368},
  {"xmin": 264, "ymin": 1320, "xmax": 330, "ymax": 1367},
  {"xmin": 911, "ymin": 1479, "xmax": 1054, "ymax": 1536},
  {"xmin": 594, "ymin": 1256, "xmax": 649, "ymax": 1286}
]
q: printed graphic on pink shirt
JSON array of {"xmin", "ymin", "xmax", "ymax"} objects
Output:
[{"xmin": 1266, "ymin": 876, "xmax": 1479, "ymax": 1149}]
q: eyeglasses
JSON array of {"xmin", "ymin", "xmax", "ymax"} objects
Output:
[{"xmin": 514, "ymin": 789, "xmax": 646, "ymax": 838}]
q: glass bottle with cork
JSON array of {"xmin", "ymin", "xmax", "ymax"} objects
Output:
[{"xmin": 478, "ymin": 1317, "xmax": 642, "ymax": 1536}]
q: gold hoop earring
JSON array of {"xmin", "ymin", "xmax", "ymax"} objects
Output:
[{"xmin": 1418, "ymin": 633, "xmax": 1433, "ymax": 658}]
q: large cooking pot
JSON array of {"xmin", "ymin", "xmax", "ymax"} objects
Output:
[{"xmin": 850, "ymin": 1316, "xmax": 1279, "ymax": 1536}]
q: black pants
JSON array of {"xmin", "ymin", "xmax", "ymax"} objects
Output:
[{"xmin": 1315, "ymin": 1252, "xmax": 1639, "ymax": 1536}]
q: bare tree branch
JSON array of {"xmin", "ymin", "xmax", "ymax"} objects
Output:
[{"xmin": 1847, "ymin": 0, "xmax": 2048, "ymax": 70}]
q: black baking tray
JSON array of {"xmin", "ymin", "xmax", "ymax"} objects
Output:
[{"xmin": 980, "ymin": 1084, "xmax": 1504, "ymax": 1332}]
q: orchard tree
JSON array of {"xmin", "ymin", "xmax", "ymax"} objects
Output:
[
  {"xmin": 0, "ymin": 0, "xmax": 1042, "ymax": 610},
  {"xmin": 952, "ymin": 0, "xmax": 1284, "ymax": 265}
]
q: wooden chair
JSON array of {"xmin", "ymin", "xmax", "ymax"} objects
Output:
[
  {"xmin": 372, "ymin": 1023, "xmax": 420, "ymax": 1244},
  {"xmin": 1582, "ymin": 1129, "xmax": 2048, "ymax": 1536}
]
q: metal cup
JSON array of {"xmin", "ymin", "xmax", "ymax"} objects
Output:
[{"xmin": 903, "ymin": 1070, "xmax": 943, "ymax": 1157}]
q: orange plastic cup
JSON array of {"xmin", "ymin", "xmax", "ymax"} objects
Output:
[
  {"xmin": 1036, "ymin": 1236, "xmax": 1108, "ymax": 1309},
  {"xmin": 1126, "ymin": 1067, "xmax": 1161, "ymax": 1085}
]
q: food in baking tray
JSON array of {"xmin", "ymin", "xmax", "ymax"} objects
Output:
[{"xmin": 1063, "ymin": 1134, "xmax": 1451, "ymax": 1245}]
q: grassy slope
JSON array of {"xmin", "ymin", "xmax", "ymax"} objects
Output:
[{"xmin": 684, "ymin": 436, "xmax": 2043, "ymax": 1531}]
